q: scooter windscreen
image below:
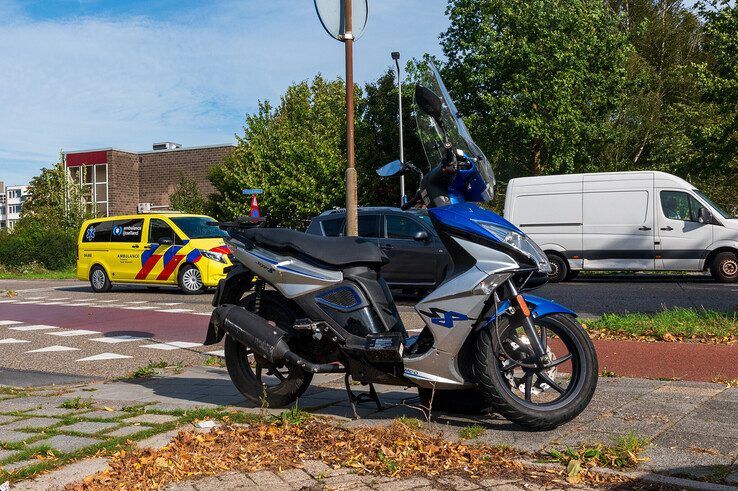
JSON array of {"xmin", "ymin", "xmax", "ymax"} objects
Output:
[{"xmin": 414, "ymin": 61, "xmax": 496, "ymax": 200}]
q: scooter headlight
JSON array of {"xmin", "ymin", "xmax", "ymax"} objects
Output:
[{"xmin": 474, "ymin": 221, "xmax": 552, "ymax": 274}]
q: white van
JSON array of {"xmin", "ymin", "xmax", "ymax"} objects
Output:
[{"xmin": 504, "ymin": 171, "xmax": 738, "ymax": 283}]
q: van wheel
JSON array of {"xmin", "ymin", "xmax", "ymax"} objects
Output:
[
  {"xmin": 546, "ymin": 254, "xmax": 568, "ymax": 283},
  {"xmin": 711, "ymin": 252, "xmax": 738, "ymax": 283},
  {"xmin": 89, "ymin": 266, "xmax": 112, "ymax": 293},
  {"xmin": 178, "ymin": 264, "xmax": 206, "ymax": 294}
]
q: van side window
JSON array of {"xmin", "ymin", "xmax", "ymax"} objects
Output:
[
  {"xmin": 321, "ymin": 218, "xmax": 345, "ymax": 237},
  {"xmin": 149, "ymin": 219, "xmax": 179, "ymax": 245},
  {"xmin": 385, "ymin": 215, "xmax": 424, "ymax": 240},
  {"xmin": 111, "ymin": 219, "xmax": 144, "ymax": 243},
  {"xmin": 660, "ymin": 191, "xmax": 702, "ymax": 222},
  {"xmin": 82, "ymin": 221, "xmax": 113, "ymax": 242}
]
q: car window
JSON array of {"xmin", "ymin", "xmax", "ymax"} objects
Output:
[
  {"xmin": 321, "ymin": 218, "xmax": 344, "ymax": 237},
  {"xmin": 385, "ymin": 215, "xmax": 425, "ymax": 240},
  {"xmin": 111, "ymin": 219, "xmax": 144, "ymax": 243},
  {"xmin": 660, "ymin": 191, "xmax": 702, "ymax": 222},
  {"xmin": 358, "ymin": 214, "xmax": 380, "ymax": 238},
  {"xmin": 82, "ymin": 221, "xmax": 113, "ymax": 243},
  {"xmin": 149, "ymin": 219, "xmax": 181, "ymax": 245}
]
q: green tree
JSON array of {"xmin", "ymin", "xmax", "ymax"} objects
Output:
[
  {"xmin": 21, "ymin": 157, "xmax": 88, "ymax": 229},
  {"xmin": 440, "ymin": 0, "xmax": 632, "ymax": 180},
  {"xmin": 210, "ymin": 76, "xmax": 349, "ymax": 228},
  {"xmin": 169, "ymin": 173, "xmax": 208, "ymax": 214}
]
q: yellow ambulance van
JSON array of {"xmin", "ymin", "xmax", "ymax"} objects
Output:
[{"xmin": 77, "ymin": 213, "xmax": 231, "ymax": 294}]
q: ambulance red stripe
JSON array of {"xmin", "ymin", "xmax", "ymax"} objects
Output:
[
  {"xmin": 135, "ymin": 254, "xmax": 162, "ymax": 280},
  {"xmin": 157, "ymin": 255, "xmax": 185, "ymax": 281}
]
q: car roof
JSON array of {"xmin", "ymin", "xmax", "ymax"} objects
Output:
[
  {"xmin": 317, "ymin": 206, "xmax": 414, "ymax": 217},
  {"xmin": 82, "ymin": 213, "xmax": 211, "ymax": 224}
]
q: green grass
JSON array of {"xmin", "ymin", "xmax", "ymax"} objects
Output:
[
  {"xmin": 203, "ymin": 356, "xmax": 225, "ymax": 367},
  {"xmin": 59, "ymin": 396, "xmax": 94, "ymax": 409},
  {"xmin": 586, "ymin": 308, "xmax": 737, "ymax": 342},
  {"xmin": 544, "ymin": 432, "xmax": 650, "ymax": 471},
  {"xmin": 458, "ymin": 424, "xmax": 486, "ymax": 440},
  {"xmin": 126, "ymin": 360, "xmax": 171, "ymax": 379},
  {"xmin": 0, "ymin": 264, "xmax": 76, "ymax": 280}
]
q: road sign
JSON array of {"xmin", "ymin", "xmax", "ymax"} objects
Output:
[{"xmin": 314, "ymin": 0, "xmax": 368, "ymax": 41}]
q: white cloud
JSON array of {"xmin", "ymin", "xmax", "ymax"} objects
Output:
[{"xmin": 0, "ymin": 0, "xmax": 447, "ymax": 183}]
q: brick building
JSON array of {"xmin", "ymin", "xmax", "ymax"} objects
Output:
[{"xmin": 63, "ymin": 142, "xmax": 234, "ymax": 216}]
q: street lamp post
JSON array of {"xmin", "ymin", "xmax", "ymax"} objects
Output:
[
  {"xmin": 391, "ymin": 51, "xmax": 405, "ymax": 205},
  {"xmin": 343, "ymin": 0, "xmax": 358, "ymax": 236},
  {"xmin": 314, "ymin": 0, "xmax": 368, "ymax": 237}
]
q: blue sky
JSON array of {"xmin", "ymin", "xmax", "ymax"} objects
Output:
[{"xmin": 0, "ymin": 0, "xmax": 449, "ymax": 184}]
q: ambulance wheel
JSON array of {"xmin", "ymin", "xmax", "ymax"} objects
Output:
[
  {"xmin": 90, "ymin": 266, "xmax": 112, "ymax": 293},
  {"xmin": 711, "ymin": 252, "xmax": 738, "ymax": 283},
  {"xmin": 546, "ymin": 254, "xmax": 569, "ymax": 283},
  {"xmin": 178, "ymin": 264, "xmax": 206, "ymax": 294}
]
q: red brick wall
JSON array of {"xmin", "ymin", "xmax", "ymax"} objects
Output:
[
  {"xmin": 138, "ymin": 146, "xmax": 233, "ymax": 209},
  {"xmin": 105, "ymin": 145, "xmax": 233, "ymax": 214},
  {"xmin": 108, "ymin": 150, "xmax": 140, "ymax": 216}
]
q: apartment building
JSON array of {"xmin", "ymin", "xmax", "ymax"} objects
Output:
[{"xmin": 0, "ymin": 181, "xmax": 29, "ymax": 230}]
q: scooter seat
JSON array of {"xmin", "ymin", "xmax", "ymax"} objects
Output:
[{"xmin": 243, "ymin": 228, "xmax": 387, "ymax": 268}]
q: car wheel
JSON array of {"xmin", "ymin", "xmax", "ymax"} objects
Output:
[
  {"xmin": 89, "ymin": 265, "xmax": 112, "ymax": 293},
  {"xmin": 178, "ymin": 264, "xmax": 206, "ymax": 294},
  {"xmin": 546, "ymin": 254, "xmax": 568, "ymax": 283},
  {"xmin": 564, "ymin": 270, "xmax": 580, "ymax": 281},
  {"xmin": 711, "ymin": 252, "xmax": 738, "ymax": 283}
]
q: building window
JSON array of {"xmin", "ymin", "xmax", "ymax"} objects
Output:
[{"xmin": 69, "ymin": 164, "xmax": 108, "ymax": 217}]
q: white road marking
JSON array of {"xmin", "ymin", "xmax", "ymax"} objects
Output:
[
  {"xmin": 48, "ymin": 329, "xmax": 101, "ymax": 337},
  {"xmin": 205, "ymin": 350, "xmax": 225, "ymax": 357},
  {"xmin": 76, "ymin": 353, "xmax": 132, "ymax": 362},
  {"xmin": 24, "ymin": 296, "xmax": 47, "ymax": 300},
  {"xmin": 90, "ymin": 335, "xmax": 151, "ymax": 344},
  {"xmin": 0, "ymin": 300, "xmax": 18, "ymax": 304},
  {"xmin": 125, "ymin": 301, "xmax": 149, "ymax": 304},
  {"xmin": 157, "ymin": 302, "xmax": 183, "ymax": 306},
  {"xmin": 9, "ymin": 325, "xmax": 60, "ymax": 331},
  {"xmin": 26, "ymin": 345, "xmax": 80, "ymax": 353},
  {"xmin": 48, "ymin": 297, "xmax": 71, "ymax": 301},
  {"xmin": 155, "ymin": 308, "xmax": 193, "ymax": 313},
  {"xmin": 12, "ymin": 301, "xmax": 40, "ymax": 305},
  {"xmin": 0, "ymin": 320, "xmax": 22, "ymax": 326},
  {"xmin": 194, "ymin": 313, "xmax": 211, "ymax": 317},
  {"xmin": 94, "ymin": 299, "xmax": 118, "ymax": 303},
  {"xmin": 0, "ymin": 338, "xmax": 30, "ymax": 344},
  {"xmin": 36, "ymin": 302, "xmax": 67, "ymax": 305},
  {"xmin": 141, "ymin": 341, "xmax": 202, "ymax": 351},
  {"xmin": 122, "ymin": 306, "xmax": 158, "ymax": 310}
]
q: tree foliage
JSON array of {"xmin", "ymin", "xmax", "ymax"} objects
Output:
[
  {"xmin": 440, "ymin": 0, "xmax": 631, "ymax": 179},
  {"xmin": 209, "ymin": 73, "xmax": 425, "ymax": 227},
  {"xmin": 169, "ymin": 173, "xmax": 208, "ymax": 215}
]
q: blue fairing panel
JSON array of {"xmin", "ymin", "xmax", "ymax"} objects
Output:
[
  {"xmin": 429, "ymin": 203, "xmax": 522, "ymax": 238},
  {"xmin": 484, "ymin": 294, "xmax": 576, "ymax": 327}
]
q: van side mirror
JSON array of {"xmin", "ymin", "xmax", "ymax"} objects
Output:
[
  {"xmin": 158, "ymin": 237, "xmax": 173, "ymax": 246},
  {"xmin": 413, "ymin": 230, "xmax": 430, "ymax": 242},
  {"xmin": 698, "ymin": 207, "xmax": 713, "ymax": 224}
]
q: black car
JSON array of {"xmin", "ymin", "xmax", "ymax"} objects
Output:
[{"xmin": 306, "ymin": 207, "xmax": 448, "ymax": 290}]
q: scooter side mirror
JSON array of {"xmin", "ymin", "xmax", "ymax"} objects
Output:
[{"xmin": 376, "ymin": 159, "xmax": 406, "ymax": 177}]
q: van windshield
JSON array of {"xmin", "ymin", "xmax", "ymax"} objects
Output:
[
  {"xmin": 170, "ymin": 216, "xmax": 228, "ymax": 239},
  {"xmin": 692, "ymin": 190, "xmax": 735, "ymax": 219}
]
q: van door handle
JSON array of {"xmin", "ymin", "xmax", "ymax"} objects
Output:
[
  {"xmin": 132, "ymin": 245, "xmax": 140, "ymax": 249},
  {"xmin": 660, "ymin": 226, "xmax": 673, "ymax": 231},
  {"xmin": 638, "ymin": 226, "xmax": 652, "ymax": 231}
]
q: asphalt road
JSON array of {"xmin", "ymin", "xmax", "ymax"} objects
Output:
[{"xmin": 0, "ymin": 275, "xmax": 735, "ymax": 385}]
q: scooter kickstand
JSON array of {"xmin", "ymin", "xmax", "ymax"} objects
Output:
[{"xmin": 343, "ymin": 374, "xmax": 384, "ymax": 419}]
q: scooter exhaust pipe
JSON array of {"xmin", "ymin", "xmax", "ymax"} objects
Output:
[{"xmin": 209, "ymin": 304, "xmax": 343, "ymax": 374}]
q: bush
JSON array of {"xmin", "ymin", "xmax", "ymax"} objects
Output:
[{"xmin": 0, "ymin": 221, "xmax": 77, "ymax": 271}]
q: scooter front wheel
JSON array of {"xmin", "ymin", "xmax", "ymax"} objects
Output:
[{"xmin": 474, "ymin": 313, "xmax": 598, "ymax": 431}]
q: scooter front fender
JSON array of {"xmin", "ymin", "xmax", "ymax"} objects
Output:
[{"xmin": 486, "ymin": 293, "xmax": 576, "ymax": 324}]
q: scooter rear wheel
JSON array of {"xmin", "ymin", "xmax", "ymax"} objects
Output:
[
  {"xmin": 225, "ymin": 293, "xmax": 313, "ymax": 408},
  {"xmin": 474, "ymin": 313, "xmax": 597, "ymax": 431}
]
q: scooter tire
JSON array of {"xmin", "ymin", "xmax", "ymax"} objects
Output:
[{"xmin": 474, "ymin": 313, "xmax": 597, "ymax": 431}]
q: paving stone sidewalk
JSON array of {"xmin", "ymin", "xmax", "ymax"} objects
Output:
[{"xmin": 3, "ymin": 366, "xmax": 738, "ymax": 489}]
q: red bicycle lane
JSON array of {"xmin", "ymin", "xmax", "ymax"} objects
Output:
[
  {"xmin": 0, "ymin": 303, "xmax": 209, "ymax": 343},
  {"xmin": 1, "ymin": 303, "xmax": 735, "ymax": 382}
]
